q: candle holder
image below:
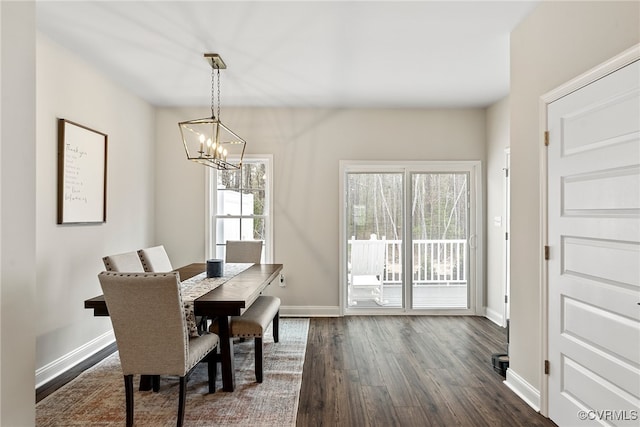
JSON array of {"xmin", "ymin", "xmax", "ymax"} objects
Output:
[{"xmin": 206, "ymin": 259, "xmax": 224, "ymax": 278}]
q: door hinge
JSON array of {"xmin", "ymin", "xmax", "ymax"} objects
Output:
[
  {"xmin": 505, "ymin": 295, "xmax": 508, "ymax": 304},
  {"xmin": 544, "ymin": 245, "xmax": 550, "ymax": 260},
  {"xmin": 504, "ymin": 168, "xmax": 509, "ymax": 178},
  {"xmin": 505, "ymin": 232, "xmax": 509, "ymax": 241},
  {"xmin": 544, "ymin": 360, "xmax": 550, "ymax": 375},
  {"xmin": 544, "ymin": 131, "xmax": 550, "ymax": 146}
]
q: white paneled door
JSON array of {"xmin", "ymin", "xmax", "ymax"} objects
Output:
[{"xmin": 547, "ymin": 59, "xmax": 640, "ymax": 426}]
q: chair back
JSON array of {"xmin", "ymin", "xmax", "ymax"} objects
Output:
[
  {"xmin": 103, "ymin": 251, "xmax": 145, "ymax": 272},
  {"xmin": 350, "ymin": 237, "xmax": 386, "ymax": 276},
  {"xmin": 98, "ymin": 272, "xmax": 189, "ymax": 376},
  {"xmin": 225, "ymin": 240, "xmax": 263, "ymax": 263},
  {"xmin": 138, "ymin": 245, "xmax": 173, "ymax": 272}
]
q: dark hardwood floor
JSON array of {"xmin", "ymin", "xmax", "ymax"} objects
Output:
[{"xmin": 297, "ymin": 316, "xmax": 557, "ymax": 427}]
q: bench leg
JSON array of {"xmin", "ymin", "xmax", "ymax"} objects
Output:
[
  {"xmin": 255, "ymin": 337, "xmax": 263, "ymax": 383},
  {"xmin": 273, "ymin": 311, "xmax": 279, "ymax": 343}
]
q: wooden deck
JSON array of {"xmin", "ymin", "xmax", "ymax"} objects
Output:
[{"xmin": 349, "ymin": 283, "xmax": 468, "ymax": 309}]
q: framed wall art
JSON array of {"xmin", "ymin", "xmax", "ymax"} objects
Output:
[{"xmin": 57, "ymin": 119, "xmax": 108, "ymax": 224}]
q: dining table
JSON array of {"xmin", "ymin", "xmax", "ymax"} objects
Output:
[{"xmin": 84, "ymin": 262, "xmax": 283, "ymax": 392}]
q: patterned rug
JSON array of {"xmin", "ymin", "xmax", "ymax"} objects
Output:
[{"xmin": 36, "ymin": 318, "xmax": 309, "ymax": 426}]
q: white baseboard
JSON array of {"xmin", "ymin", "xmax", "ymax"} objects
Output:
[
  {"xmin": 35, "ymin": 330, "xmax": 115, "ymax": 389},
  {"xmin": 485, "ymin": 307, "xmax": 505, "ymax": 326},
  {"xmin": 282, "ymin": 305, "xmax": 503, "ymax": 319},
  {"xmin": 504, "ymin": 367, "xmax": 541, "ymax": 412},
  {"xmin": 280, "ymin": 305, "xmax": 340, "ymax": 317}
]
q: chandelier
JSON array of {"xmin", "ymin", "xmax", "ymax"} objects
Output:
[{"xmin": 179, "ymin": 53, "xmax": 246, "ymax": 170}]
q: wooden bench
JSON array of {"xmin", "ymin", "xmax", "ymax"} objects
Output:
[{"xmin": 210, "ymin": 295, "xmax": 280, "ymax": 383}]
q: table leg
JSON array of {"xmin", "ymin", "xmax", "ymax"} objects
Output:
[{"xmin": 218, "ymin": 315, "xmax": 236, "ymax": 391}]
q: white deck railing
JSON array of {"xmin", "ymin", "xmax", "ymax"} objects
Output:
[{"xmin": 349, "ymin": 239, "xmax": 467, "ymax": 285}]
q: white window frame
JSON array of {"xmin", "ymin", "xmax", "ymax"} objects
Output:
[
  {"xmin": 339, "ymin": 160, "xmax": 484, "ymax": 315},
  {"xmin": 205, "ymin": 154, "xmax": 274, "ymax": 263}
]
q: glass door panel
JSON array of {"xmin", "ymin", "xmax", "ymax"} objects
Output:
[
  {"xmin": 411, "ymin": 173, "xmax": 469, "ymax": 309},
  {"xmin": 346, "ymin": 172, "xmax": 403, "ymax": 309}
]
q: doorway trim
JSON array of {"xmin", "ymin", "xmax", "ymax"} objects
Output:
[
  {"xmin": 538, "ymin": 43, "xmax": 640, "ymax": 417},
  {"xmin": 503, "ymin": 148, "xmax": 511, "ymax": 328}
]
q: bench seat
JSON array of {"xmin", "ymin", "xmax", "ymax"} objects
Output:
[{"xmin": 210, "ymin": 295, "xmax": 280, "ymax": 382}]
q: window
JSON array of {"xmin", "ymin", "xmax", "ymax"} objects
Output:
[{"xmin": 207, "ymin": 155, "xmax": 273, "ymax": 263}]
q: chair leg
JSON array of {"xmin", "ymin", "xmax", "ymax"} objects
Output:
[
  {"xmin": 273, "ymin": 311, "xmax": 280, "ymax": 343},
  {"xmin": 124, "ymin": 375, "xmax": 134, "ymax": 427},
  {"xmin": 255, "ymin": 337, "xmax": 263, "ymax": 383},
  {"xmin": 177, "ymin": 376, "xmax": 187, "ymax": 427},
  {"xmin": 207, "ymin": 349, "xmax": 217, "ymax": 393}
]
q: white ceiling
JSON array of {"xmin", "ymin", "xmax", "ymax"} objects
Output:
[{"xmin": 36, "ymin": 1, "xmax": 539, "ymax": 109}]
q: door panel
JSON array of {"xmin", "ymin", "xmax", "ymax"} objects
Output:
[
  {"xmin": 411, "ymin": 172, "xmax": 469, "ymax": 309},
  {"xmin": 547, "ymin": 59, "xmax": 640, "ymax": 426},
  {"xmin": 345, "ymin": 172, "xmax": 403, "ymax": 309}
]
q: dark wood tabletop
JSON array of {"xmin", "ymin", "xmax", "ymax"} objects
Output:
[{"xmin": 194, "ymin": 263, "xmax": 283, "ymax": 316}]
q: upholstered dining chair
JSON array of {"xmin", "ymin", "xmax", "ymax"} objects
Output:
[
  {"xmin": 104, "ymin": 250, "xmax": 164, "ymax": 389},
  {"xmin": 225, "ymin": 240, "xmax": 263, "ymax": 264},
  {"xmin": 102, "ymin": 251, "xmax": 145, "ymax": 272},
  {"xmin": 98, "ymin": 271, "xmax": 219, "ymax": 427},
  {"xmin": 138, "ymin": 244, "xmax": 211, "ymax": 334},
  {"xmin": 137, "ymin": 245, "xmax": 173, "ymax": 272}
]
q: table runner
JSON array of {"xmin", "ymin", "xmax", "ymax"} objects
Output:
[{"xmin": 180, "ymin": 263, "xmax": 253, "ymax": 336}]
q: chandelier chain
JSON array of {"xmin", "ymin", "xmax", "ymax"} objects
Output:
[
  {"xmin": 210, "ymin": 65, "xmax": 221, "ymax": 119},
  {"xmin": 210, "ymin": 65, "xmax": 215, "ymax": 118},
  {"xmin": 217, "ymin": 67, "xmax": 221, "ymax": 120},
  {"xmin": 209, "ymin": 60, "xmax": 223, "ymax": 119}
]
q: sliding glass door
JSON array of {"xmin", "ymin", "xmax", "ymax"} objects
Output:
[
  {"xmin": 410, "ymin": 172, "xmax": 469, "ymax": 309},
  {"xmin": 341, "ymin": 161, "xmax": 479, "ymax": 314}
]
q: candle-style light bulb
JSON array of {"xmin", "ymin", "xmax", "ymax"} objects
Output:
[{"xmin": 198, "ymin": 134, "xmax": 205, "ymax": 154}]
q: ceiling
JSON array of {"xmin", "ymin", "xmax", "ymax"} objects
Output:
[{"xmin": 36, "ymin": 1, "xmax": 539, "ymax": 109}]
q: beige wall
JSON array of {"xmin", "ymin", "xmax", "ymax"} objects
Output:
[
  {"xmin": 1, "ymin": 3, "xmax": 37, "ymax": 425},
  {"xmin": 509, "ymin": 0, "xmax": 639, "ymax": 404},
  {"xmin": 485, "ymin": 96, "xmax": 509, "ymax": 325},
  {"xmin": 34, "ymin": 35, "xmax": 156, "ymax": 385},
  {"xmin": 156, "ymin": 107, "xmax": 486, "ymax": 311}
]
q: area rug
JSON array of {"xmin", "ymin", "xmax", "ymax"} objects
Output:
[{"xmin": 36, "ymin": 318, "xmax": 309, "ymax": 427}]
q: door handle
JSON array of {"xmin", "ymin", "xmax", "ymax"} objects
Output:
[{"xmin": 469, "ymin": 234, "xmax": 477, "ymax": 249}]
